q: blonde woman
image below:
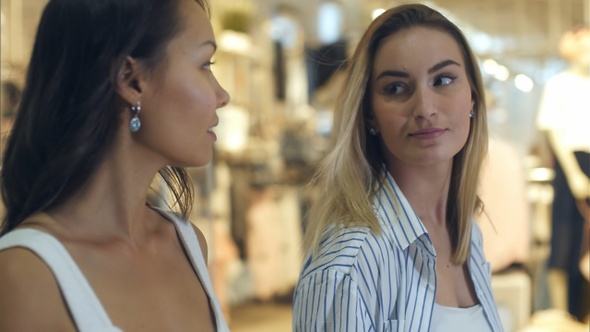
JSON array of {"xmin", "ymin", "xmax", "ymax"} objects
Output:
[{"xmin": 293, "ymin": 4, "xmax": 503, "ymax": 331}]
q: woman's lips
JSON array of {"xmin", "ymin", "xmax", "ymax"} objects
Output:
[
  {"xmin": 409, "ymin": 128, "xmax": 446, "ymax": 139},
  {"xmin": 207, "ymin": 127, "xmax": 217, "ymax": 141}
]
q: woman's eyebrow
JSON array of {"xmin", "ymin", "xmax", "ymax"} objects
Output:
[
  {"xmin": 375, "ymin": 59, "xmax": 461, "ymax": 80},
  {"xmin": 427, "ymin": 59, "xmax": 460, "ymax": 74}
]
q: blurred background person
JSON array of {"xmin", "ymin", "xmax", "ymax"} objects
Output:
[{"xmin": 536, "ymin": 25, "xmax": 590, "ymax": 322}]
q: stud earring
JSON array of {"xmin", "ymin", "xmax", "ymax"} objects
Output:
[
  {"xmin": 369, "ymin": 128, "xmax": 377, "ymax": 136},
  {"xmin": 130, "ymin": 101, "xmax": 141, "ymax": 132},
  {"xmin": 469, "ymin": 110, "xmax": 474, "ymax": 118}
]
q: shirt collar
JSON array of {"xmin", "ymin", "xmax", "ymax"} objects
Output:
[{"xmin": 373, "ymin": 170, "xmax": 430, "ymax": 252}]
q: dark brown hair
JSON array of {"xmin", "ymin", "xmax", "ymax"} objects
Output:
[{"xmin": 1, "ymin": 0, "xmax": 209, "ymax": 234}]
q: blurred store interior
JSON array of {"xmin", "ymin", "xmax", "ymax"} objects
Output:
[{"xmin": 1, "ymin": 0, "xmax": 589, "ymax": 331}]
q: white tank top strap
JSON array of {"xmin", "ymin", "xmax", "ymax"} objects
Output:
[
  {"xmin": 0, "ymin": 228, "xmax": 122, "ymax": 332},
  {"xmin": 152, "ymin": 208, "xmax": 230, "ymax": 332}
]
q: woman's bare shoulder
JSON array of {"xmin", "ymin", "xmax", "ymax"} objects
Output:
[{"xmin": 0, "ymin": 247, "xmax": 76, "ymax": 331}]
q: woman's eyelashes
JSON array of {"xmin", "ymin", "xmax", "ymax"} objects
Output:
[
  {"xmin": 202, "ymin": 59, "xmax": 216, "ymax": 71},
  {"xmin": 383, "ymin": 82, "xmax": 407, "ymax": 95},
  {"xmin": 433, "ymin": 74, "xmax": 456, "ymax": 86}
]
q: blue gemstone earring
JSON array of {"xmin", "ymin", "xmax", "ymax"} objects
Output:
[{"xmin": 130, "ymin": 101, "xmax": 141, "ymax": 132}]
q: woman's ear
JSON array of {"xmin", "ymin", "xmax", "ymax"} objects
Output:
[
  {"xmin": 116, "ymin": 56, "xmax": 144, "ymax": 106},
  {"xmin": 365, "ymin": 110, "xmax": 378, "ymax": 132}
]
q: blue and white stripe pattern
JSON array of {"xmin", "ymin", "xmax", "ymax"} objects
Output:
[{"xmin": 293, "ymin": 172, "xmax": 503, "ymax": 331}]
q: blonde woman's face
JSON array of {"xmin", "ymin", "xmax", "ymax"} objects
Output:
[{"xmin": 367, "ymin": 27, "xmax": 473, "ymax": 171}]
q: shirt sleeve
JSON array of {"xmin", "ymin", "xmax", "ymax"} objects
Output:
[{"xmin": 293, "ymin": 269, "xmax": 375, "ymax": 332}]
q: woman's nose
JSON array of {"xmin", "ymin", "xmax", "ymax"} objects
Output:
[
  {"xmin": 216, "ymin": 81, "xmax": 230, "ymax": 108},
  {"xmin": 412, "ymin": 87, "xmax": 436, "ymax": 118}
]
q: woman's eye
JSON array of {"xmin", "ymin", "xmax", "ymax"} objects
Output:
[
  {"xmin": 383, "ymin": 83, "xmax": 406, "ymax": 95},
  {"xmin": 434, "ymin": 75, "xmax": 455, "ymax": 86},
  {"xmin": 203, "ymin": 60, "xmax": 215, "ymax": 71}
]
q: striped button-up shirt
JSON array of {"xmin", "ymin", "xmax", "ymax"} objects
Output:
[{"xmin": 293, "ymin": 172, "xmax": 503, "ymax": 331}]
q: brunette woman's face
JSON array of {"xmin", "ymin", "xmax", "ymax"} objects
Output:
[
  {"xmin": 136, "ymin": 0, "xmax": 229, "ymax": 168},
  {"xmin": 367, "ymin": 26, "xmax": 473, "ymax": 171}
]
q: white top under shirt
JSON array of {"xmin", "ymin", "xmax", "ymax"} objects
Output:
[{"xmin": 431, "ymin": 303, "xmax": 493, "ymax": 332}]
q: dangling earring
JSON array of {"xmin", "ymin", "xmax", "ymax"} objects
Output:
[
  {"xmin": 469, "ymin": 110, "xmax": 474, "ymax": 118},
  {"xmin": 369, "ymin": 128, "xmax": 377, "ymax": 136},
  {"xmin": 130, "ymin": 101, "xmax": 141, "ymax": 132}
]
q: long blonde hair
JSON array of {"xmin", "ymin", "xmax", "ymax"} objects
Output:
[{"xmin": 304, "ymin": 4, "xmax": 488, "ymax": 264}]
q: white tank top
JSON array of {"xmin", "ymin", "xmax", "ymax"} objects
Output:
[
  {"xmin": 0, "ymin": 208, "xmax": 229, "ymax": 332},
  {"xmin": 431, "ymin": 303, "xmax": 493, "ymax": 332}
]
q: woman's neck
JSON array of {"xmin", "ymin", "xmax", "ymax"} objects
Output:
[
  {"xmin": 46, "ymin": 149, "xmax": 161, "ymax": 242},
  {"xmin": 389, "ymin": 163, "xmax": 452, "ymax": 226}
]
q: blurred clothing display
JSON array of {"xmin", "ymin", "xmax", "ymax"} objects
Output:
[
  {"xmin": 477, "ymin": 135, "xmax": 532, "ymax": 332},
  {"xmin": 477, "ymin": 136, "xmax": 531, "ymax": 272},
  {"xmin": 246, "ymin": 186, "xmax": 302, "ymax": 301}
]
